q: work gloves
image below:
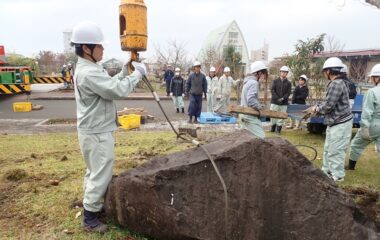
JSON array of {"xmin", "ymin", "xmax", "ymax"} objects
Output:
[
  {"xmin": 182, "ymin": 93, "xmax": 185, "ymax": 97},
  {"xmin": 359, "ymin": 127, "xmax": 371, "ymax": 140},
  {"xmin": 169, "ymin": 92, "xmax": 173, "ymax": 97},
  {"xmin": 132, "ymin": 61, "xmax": 147, "ymax": 76}
]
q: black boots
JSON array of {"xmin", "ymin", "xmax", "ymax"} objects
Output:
[
  {"xmin": 176, "ymin": 108, "xmax": 179, "ymax": 113},
  {"xmin": 271, "ymin": 125, "xmax": 276, "ymax": 132},
  {"xmin": 188, "ymin": 116, "xmax": 193, "ymax": 124},
  {"xmin": 182, "ymin": 108, "xmax": 185, "ymax": 113},
  {"xmin": 83, "ymin": 209, "xmax": 108, "ymax": 233},
  {"xmin": 276, "ymin": 126, "xmax": 282, "ymax": 134},
  {"xmin": 345, "ymin": 159, "xmax": 356, "ymax": 170}
]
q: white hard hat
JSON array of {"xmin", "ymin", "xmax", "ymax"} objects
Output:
[
  {"xmin": 299, "ymin": 74, "xmax": 308, "ymax": 81},
  {"xmin": 210, "ymin": 67, "xmax": 216, "ymax": 72},
  {"xmin": 71, "ymin": 21, "xmax": 105, "ymax": 45},
  {"xmin": 68, "ymin": 63, "xmax": 72, "ymax": 66},
  {"xmin": 224, "ymin": 67, "xmax": 231, "ymax": 72},
  {"xmin": 175, "ymin": 67, "xmax": 180, "ymax": 72},
  {"xmin": 193, "ymin": 61, "xmax": 201, "ymax": 67},
  {"xmin": 322, "ymin": 57, "xmax": 344, "ymax": 71},
  {"xmin": 340, "ymin": 64, "xmax": 348, "ymax": 74},
  {"xmin": 250, "ymin": 61, "xmax": 268, "ymax": 73},
  {"xmin": 280, "ymin": 66, "xmax": 290, "ymax": 72},
  {"xmin": 369, "ymin": 64, "xmax": 380, "ymax": 77},
  {"xmin": 63, "ymin": 64, "xmax": 67, "ymax": 67}
]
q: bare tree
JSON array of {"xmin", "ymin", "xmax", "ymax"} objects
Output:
[
  {"xmin": 153, "ymin": 40, "xmax": 191, "ymax": 71},
  {"xmin": 365, "ymin": 0, "xmax": 380, "ymax": 8},
  {"xmin": 325, "ymin": 35, "xmax": 346, "ymax": 53},
  {"xmin": 350, "ymin": 57, "xmax": 368, "ymax": 82}
]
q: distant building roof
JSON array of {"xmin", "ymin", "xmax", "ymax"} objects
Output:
[{"xmin": 314, "ymin": 49, "xmax": 380, "ymax": 58}]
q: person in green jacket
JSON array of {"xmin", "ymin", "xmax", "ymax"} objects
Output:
[
  {"xmin": 347, "ymin": 64, "xmax": 380, "ymax": 170},
  {"xmin": 71, "ymin": 21, "xmax": 146, "ymax": 233}
]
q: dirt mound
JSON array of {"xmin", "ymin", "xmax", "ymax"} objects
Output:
[{"xmin": 105, "ymin": 130, "xmax": 380, "ymax": 240}]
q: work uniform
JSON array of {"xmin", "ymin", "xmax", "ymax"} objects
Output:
[
  {"xmin": 170, "ymin": 75, "xmax": 185, "ymax": 110},
  {"xmin": 270, "ymin": 77, "xmax": 292, "ymax": 126},
  {"xmin": 206, "ymin": 75, "xmax": 219, "ymax": 112},
  {"xmin": 317, "ymin": 79, "xmax": 353, "ymax": 180},
  {"xmin": 215, "ymin": 75, "xmax": 239, "ymax": 112},
  {"xmin": 239, "ymin": 75, "xmax": 265, "ymax": 139},
  {"xmin": 74, "ymin": 57, "xmax": 141, "ymax": 212},
  {"xmin": 349, "ymin": 84, "xmax": 380, "ymax": 162},
  {"xmin": 186, "ymin": 72, "xmax": 207, "ymax": 119}
]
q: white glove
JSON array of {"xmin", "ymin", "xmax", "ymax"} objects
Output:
[
  {"xmin": 360, "ymin": 127, "xmax": 371, "ymax": 140},
  {"xmin": 182, "ymin": 93, "xmax": 185, "ymax": 97},
  {"xmin": 132, "ymin": 61, "xmax": 147, "ymax": 76},
  {"xmin": 218, "ymin": 95, "xmax": 222, "ymax": 99},
  {"xmin": 170, "ymin": 92, "xmax": 173, "ymax": 96}
]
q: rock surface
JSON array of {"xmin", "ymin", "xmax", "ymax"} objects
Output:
[{"xmin": 105, "ymin": 130, "xmax": 380, "ymax": 240}]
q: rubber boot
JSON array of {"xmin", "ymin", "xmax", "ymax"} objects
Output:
[
  {"xmin": 176, "ymin": 108, "xmax": 179, "ymax": 113},
  {"xmin": 345, "ymin": 159, "xmax": 356, "ymax": 170},
  {"xmin": 181, "ymin": 108, "xmax": 185, "ymax": 113},
  {"xmin": 83, "ymin": 210, "xmax": 108, "ymax": 233},
  {"xmin": 188, "ymin": 116, "xmax": 193, "ymax": 124},
  {"xmin": 270, "ymin": 125, "xmax": 276, "ymax": 132},
  {"xmin": 194, "ymin": 117, "xmax": 199, "ymax": 124},
  {"xmin": 276, "ymin": 126, "xmax": 282, "ymax": 134}
]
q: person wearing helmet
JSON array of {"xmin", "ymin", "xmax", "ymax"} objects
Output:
[
  {"xmin": 170, "ymin": 67, "xmax": 185, "ymax": 113},
  {"xmin": 311, "ymin": 57, "xmax": 353, "ymax": 182},
  {"xmin": 287, "ymin": 74, "xmax": 309, "ymax": 129},
  {"xmin": 215, "ymin": 66, "xmax": 240, "ymax": 112},
  {"xmin": 270, "ymin": 66, "xmax": 292, "ymax": 134},
  {"xmin": 164, "ymin": 64, "xmax": 174, "ymax": 96},
  {"xmin": 186, "ymin": 61, "xmax": 207, "ymax": 123},
  {"xmin": 340, "ymin": 64, "xmax": 357, "ymax": 108},
  {"xmin": 70, "ymin": 21, "xmax": 146, "ymax": 233},
  {"xmin": 61, "ymin": 64, "xmax": 69, "ymax": 88},
  {"xmin": 206, "ymin": 66, "xmax": 219, "ymax": 112},
  {"xmin": 239, "ymin": 61, "xmax": 267, "ymax": 138},
  {"xmin": 347, "ymin": 63, "xmax": 380, "ymax": 170}
]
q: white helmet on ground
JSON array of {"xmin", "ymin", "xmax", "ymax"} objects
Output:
[
  {"xmin": 340, "ymin": 64, "xmax": 348, "ymax": 74},
  {"xmin": 224, "ymin": 67, "xmax": 231, "ymax": 72},
  {"xmin": 209, "ymin": 67, "xmax": 216, "ymax": 72},
  {"xmin": 250, "ymin": 61, "xmax": 268, "ymax": 73},
  {"xmin": 193, "ymin": 61, "xmax": 201, "ymax": 67},
  {"xmin": 299, "ymin": 74, "xmax": 308, "ymax": 81},
  {"xmin": 322, "ymin": 57, "xmax": 344, "ymax": 71},
  {"xmin": 280, "ymin": 66, "xmax": 290, "ymax": 72},
  {"xmin": 369, "ymin": 64, "xmax": 380, "ymax": 77},
  {"xmin": 175, "ymin": 67, "xmax": 180, "ymax": 72},
  {"xmin": 71, "ymin": 21, "xmax": 105, "ymax": 45}
]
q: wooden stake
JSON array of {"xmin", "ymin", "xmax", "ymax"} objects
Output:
[{"xmin": 227, "ymin": 105, "xmax": 288, "ymax": 119}]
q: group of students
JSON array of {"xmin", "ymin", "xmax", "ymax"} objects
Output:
[
  {"xmin": 68, "ymin": 21, "xmax": 380, "ymax": 233},
  {"xmin": 164, "ymin": 62, "xmax": 240, "ymax": 123}
]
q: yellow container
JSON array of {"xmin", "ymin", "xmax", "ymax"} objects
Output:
[
  {"xmin": 119, "ymin": 0, "xmax": 148, "ymax": 52},
  {"xmin": 118, "ymin": 114, "xmax": 141, "ymax": 130},
  {"xmin": 13, "ymin": 102, "xmax": 32, "ymax": 112}
]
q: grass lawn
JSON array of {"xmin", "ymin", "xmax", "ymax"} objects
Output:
[{"xmin": 0, "ymin": 129, "xmax": 379, "ymax": 239}]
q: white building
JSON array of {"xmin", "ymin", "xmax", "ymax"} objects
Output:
[
  {"xmin": 251, "ymin": 43, "xmax": 269, "ymax": 62},
  {"xmin": 198, "ymin": 20, "xmax": 250, "ymax": 73},
  {"xmin": 63, "ymin": 29, "xmax": 74, "ymax": 53}
]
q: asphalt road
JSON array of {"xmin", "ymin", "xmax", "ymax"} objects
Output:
[{"xmin": 0, "ymin": 94, "xmax": 212, "ymax": 121}]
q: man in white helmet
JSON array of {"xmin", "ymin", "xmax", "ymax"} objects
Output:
[
  {"xmin": 347, "ymin": 64, "xmax": 380, "ymax": 170},
  {"xmin": 70, "ymin": 21, "xmax": 146, "ymax": 233},
  {"xmin": 169, "ymin": 67, "xmax": 185, "ymax": 113},
  {"xmin": 186, "ymin": 61, "xmax": 207, "ymax": 123},
  {"xmin": 270, "ymin": 66, "xmax": 292, "ymax": 134},
  {"xmin": 239, "ymin": 61, "xmax": 267, "ymax": 138},
  {"xmin": 215, "ymin": 66, "xmax": 240, "ymax": 112},
  {"xmin": 206, "ymin": 66, "xmax": 219, "ymax": 112},
  {"xmin": 311, "ymin": 57, "xmax": 353, "ymax": 182}
]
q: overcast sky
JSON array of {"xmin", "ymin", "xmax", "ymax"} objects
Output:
[{"xmin": 1, "ymin": 0, "xmax": 379, "ymax": 62}]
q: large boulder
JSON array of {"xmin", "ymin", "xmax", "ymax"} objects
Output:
[{"xmin": 104, "ymin": 130, "xmax": 379, "ymax": 240}]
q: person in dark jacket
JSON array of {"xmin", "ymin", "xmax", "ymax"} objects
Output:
[
  {"xmin": 170, "ymin": 67, "xmax": 185, "ymax": 113},
  {"xmin": 270, "ymin": 66, "xmax": 292, "ymax": 134},
  {"xmin": 340, "ymin": 64, "xmax": 357, "ymax": 108},
  {"xmin": 164, "ymin": 65, "xmax": 174, "ymax": 96},
  {"xmin": 186, "ymin": 61, "xmax": 207, "ymax": 123},
  {"xmin": 287, "ymin": 74, "xmax": 309, "ymax": 129}
]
